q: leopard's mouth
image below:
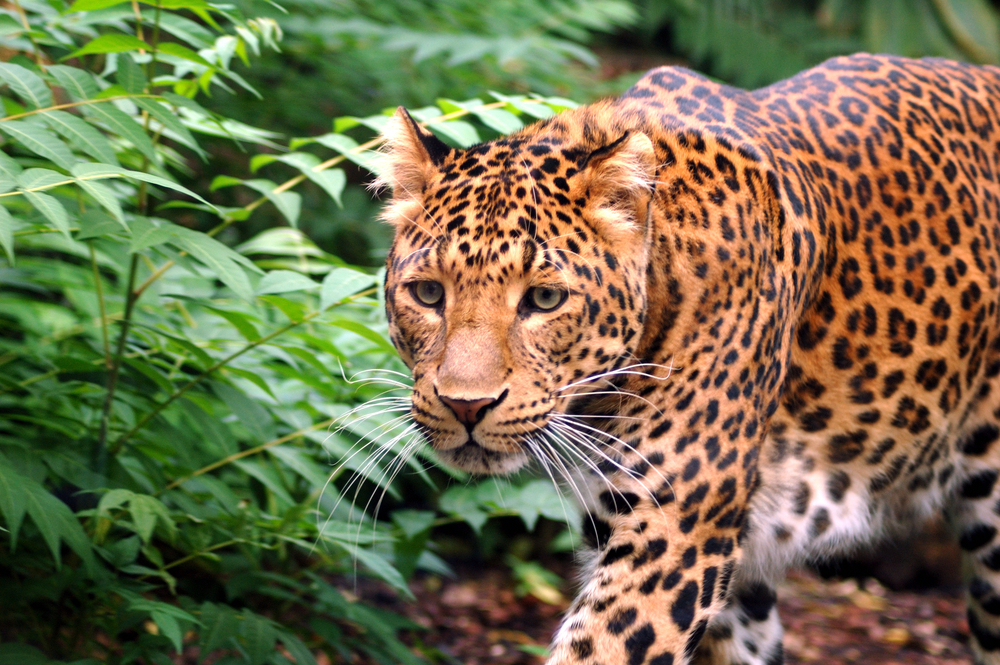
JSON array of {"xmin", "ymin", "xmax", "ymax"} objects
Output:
[{"xmin": 434, "ymin": 437, "xmax": 530, "ymax": 475}]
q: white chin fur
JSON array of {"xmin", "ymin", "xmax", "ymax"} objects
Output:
[{"xmin": 436, "ymin": 444, "xmax": 529, "ymax": 475}]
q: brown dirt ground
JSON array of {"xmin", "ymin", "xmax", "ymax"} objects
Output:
[{"xmin": 364, "ymin": 565, "xmax": 971, "ymax": 665}]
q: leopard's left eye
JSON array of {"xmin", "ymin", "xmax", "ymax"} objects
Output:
[
  {"xmin": 412, "ymin": 280, "xmax": 444, "ymax": 307},
  {"xmin": 526, "ymin": 286, "xmax": 566, "ymax": 311}
]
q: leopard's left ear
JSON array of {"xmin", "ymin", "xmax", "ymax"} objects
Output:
[
  {"xmin": 373, "ymin": 107, "xmax": 452, "ymax": 203},
  {"xmin": 575, "ymin": 131, "xmax": 657, "ymax": 234}
]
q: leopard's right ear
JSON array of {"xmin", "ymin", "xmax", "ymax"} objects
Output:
[{"xmin": 373, "ymin": 107, "xmax": 452, "ymax": 202}]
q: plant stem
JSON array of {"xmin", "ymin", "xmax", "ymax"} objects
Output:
[
  {"xmin": 113, "ymin": 283, "xmax": 376, "ymax": 454},
  {"xmin": 161, "ymin": 418, "xmax": 335, "ymax": 492},
  {"xmin": 131, "ymin": 0, "xmax": 144, "ymax": 42},
  {"xmin": 10, "ymin": 0, "xmax": 43, "ymax": 68},
  {"xmin": 90, "ymin": 242, "xmax": 112, "ymax": 367},
  {"xmin": 96, "ymin": 254, "xmax": 140, "ymax": 470},
  {"xmin": 0, "ymin": 95, "xmax": 158, "ymax": 123},
  {"xmin": 110, "ymin": 310, "xmax": 319, "ymax": 454},
  {"xmin": 162, "ymin": 538, "xmax": 241, "ymax": 570}
]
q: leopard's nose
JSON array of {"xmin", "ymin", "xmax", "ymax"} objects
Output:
[{"xmin": 438, "ymin": 390, "xmax": 507, "ymax": 428}]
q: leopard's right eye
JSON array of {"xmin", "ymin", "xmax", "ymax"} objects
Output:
[{"xmin": 411, "ymin": 280, "xmax": 444, "ymax": 307}]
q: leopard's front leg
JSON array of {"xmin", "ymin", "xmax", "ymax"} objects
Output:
[{"xmin": 548, "ymin": 470, "xmax": 752, "ymax": 665}]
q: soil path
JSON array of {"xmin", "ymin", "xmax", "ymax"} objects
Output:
[{"xmin": 374, "ymin": 567, "xmax": 970, "ymax": 665}]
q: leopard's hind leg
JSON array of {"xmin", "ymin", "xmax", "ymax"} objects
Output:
[
  {"xmin": 951, "ymin": 374, "xmax": 1000, "ymax": 664},
  {"xmin": 692, "ymin": 580, "xmax": 784, "ymax": 665}
]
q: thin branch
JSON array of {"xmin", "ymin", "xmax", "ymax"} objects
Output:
[
  {"xmin": 95, "ymin": 254, "xmax": 140, "ymax": 470},
  {"xmin": 89, "ymin": 242, "xmax": 112, "ymax": 366},
  {"xmin": 0, "ymin": 173, "xmax": 146, "ymax": 199},
  {"xmin": 161, "ymin": 418, "xmax": 335, "ymax": 492},
  {"xmin": 110, "ymin": 285, "xmax": 376, "ymax": 454},
  {"xmin": 0, "ymin": 95, "xmax": 159, "ymax": 123},
  {"xmin": 10, "ymin": 0, "xmax": 43, "ymax": 68},
  {"xmin": 109, "ymin": 311, "xmax": 320, "ymax": 454}
]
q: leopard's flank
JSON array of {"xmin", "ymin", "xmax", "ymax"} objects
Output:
[{"xmin": 375, "ymin": 54, "xmax": 1000, "ymax": 664}]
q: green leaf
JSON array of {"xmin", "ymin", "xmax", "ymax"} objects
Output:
[
  {"xmin": 156, "ymin": 42, "xmax": 214, "ymax": 68},
  {"xmin": 439, "ymin": 485, "xmax": 489, "ymax": 534},
  {"xmin": 320, "ymin": 267, "xmax": 377, "ymax": 310},
  {"xmin": 243, "ymin": 179, "xmax": 300, "ymax": 227},
  {"xmin": 77, "ymin": 209, "xmax": 125, "ymax": 239},
  {"xmin": 68, "ymin": 0, "xmax": 129, "ymax": 11},
  {"xmin": 115, "ymin": 53, "xmax": 147, "ymax": 94},
  {"xmin": 72, "ymin": 163, "xmax": 216, "ymax": 209},
  {"xmin": 0, "ymin": 457, "xmax": 97, "ymax": 575},
  {"xmin": 206, "ymin": 306, "xmax": 260, "ymax": 341},
  {"xmin": 0, "ymin": 151, "xmax": 23, "ymax": 179},
  {"xmin": 391, "ymin": 509, "xmax": 435, "ymax": 540},
  {"xmin": 47, "ymin": 65, "xmax": 99, "ymax": 101},
  {"xmin": 252, "ymin": 152, "xmax": 347, "ymax": 207},
  {"xmin": 0, "ymin": 454, "xmax": 27, "ymax": 549},
  {"xmin": 223, "ymin": 366, "xmax": 276, "ymax": 399},
  {"xmin": 198, "ymin": 603, "xmax": 240, "ymax": 656},
  {"xmin": 209, "ymin": 174, "xmax": 242, "ymax": 191},
  {"xmin": 66, "ymin": 34, "xmax": 151, "ymax": 60},
  {"xmin": 0, "ymin": 643, "xmax": 51, "ymax": 665},
  {"xmin": 97, "ymin": 488, "xmax": 134, "ymax": 513},
  {"xmin": 134, "ymin": 98, "xmax": 205, "ymax": 157},
  {"xmin": 276, "ymin": 631, "xmax": 317, "ymax": 665},
  {"xmin": 0, "ymin": 205, "xmax": 14, "ymax": 264},
  {"xmin": 214, "ymin": 382, "xmax": 274, "ymax": 442},
  {"xmin": 18, "ymin": 167, "xmax": 68, "ymax": 190},
  {"xmin": 141, "ymin": 0, "xmax": 214, "ymax": 9},
  {"xmin": 256, "ymin": 270, "xmax": 317, "ymax": 295},
  {"xmin": 82, "ymin": 104, "xmax": 159, "ymax": 163},
  {"xmin": 329, "ymin": 318, "xmax": 394, "ymax": 353},
  {"xmin": 124, "ymin": 596, "xmax": 199, "ymax": 653},
  {"xmin": 0, "ymin": 62, "xmax": 53, "ymax": 109},
  {"xmin": 42, "ymin": 110, "xmax": 120, "ymax": 166},
  {"xmin": 129, "ymin": 494, "xmax": 177, "ymax": 544},
  {"xmin": 311, "ymin": 133, "xmax": 379, "ymax": 171},
  {"xmin": 75, "ymin": 178, "xmax": 125, "ymax": 225},
  {"xmin": 155, "ymin": 13, "xmax": 214, "ymax": 50},
  {"xmin": 240, "ymin": 612, "xmax": 278, "ymax": 665},
  {"xmin": 347, "ymin": 546, "xmax": 412, "ymax": 597},
  {"xmin": 129, "ymin": 217, "xmax": 176, "ymax": 251},
  {"xmin": 426, "ymin": 119, "xmax": 479, "ymax": 148},
  {"xmin": 151, "ymin": 610, "xmax": 184, "ymax": 653},
  {"xmin": 0, "ymin": 120, "xmax": 77, "ymax": 170},
  {"xmin": 310, "ymin": 168, "xmax": 346, "ymax": 207},
  {"xmin": 232, "ymin": 459, "xmax": 293, "ymax": 504},
  {"xmin": 23, "ymin": 191, "xmax": 71, "ymax": 237},
  {"xmin": 169, "ymin": 229, "xmax": 255, "ymax": 300},
  {"xmin": 267, "ymin": 445, "xmax": 329, "ymax": 488},
  {"xmin": 473, "ymin": 107, "xmax": 523, "ymax": 134},
  {"xmin": 259, "ymin": 295, "xmax": 307, "ymax": 321}
]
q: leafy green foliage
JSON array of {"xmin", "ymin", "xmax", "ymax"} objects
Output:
[
  {"xmin": 631, "ymin": 0, "xmax": 1000, "ymax": 88},
  {"xmin": 0, "ymin": 0, "xmax": 582, "ymax": 662}
]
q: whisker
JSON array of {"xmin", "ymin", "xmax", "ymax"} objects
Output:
[{"xmin": 557, "ymin": 361, "xmax": 679, "ymax": 392}]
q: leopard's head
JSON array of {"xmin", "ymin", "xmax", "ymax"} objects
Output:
[{"xmin": 378, "ymin": 108, "xmax": 657, "ymax": 474}]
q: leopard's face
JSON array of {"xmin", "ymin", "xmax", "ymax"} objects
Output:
[{"xmin": 379, "ymin": 110, "xmax": 656, "ymax": 474}]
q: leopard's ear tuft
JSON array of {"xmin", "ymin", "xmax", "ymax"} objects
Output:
[
  {"xmin": 575, "ymin": 131, "xmax": 657, "ymax": 234},
  {"xmin": 371, "ymin": 107, "xmax": 451, "ymax": 206}
]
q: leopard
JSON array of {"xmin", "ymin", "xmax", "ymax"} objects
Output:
[{"xmin": 371, "ymin": 53, "xmax": 1000, "ymax": 665}]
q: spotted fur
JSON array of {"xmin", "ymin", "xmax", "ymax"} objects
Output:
[{"xmin": 376, "ymin": 54, "xmax": 1000, "ymax": 664}]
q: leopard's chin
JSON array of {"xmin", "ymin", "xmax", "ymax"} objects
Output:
[{"xmin": 435, "ymin": 439, "xmax": 529, "ymax": 476}]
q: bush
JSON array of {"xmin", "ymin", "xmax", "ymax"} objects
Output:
[
  {"xmin": 630, "ymin": 0, "xmax": 1000, "ymax": 89},
  {"xmin": 0, "ymin": 1, "xmax": 581, "ymax": 662}
]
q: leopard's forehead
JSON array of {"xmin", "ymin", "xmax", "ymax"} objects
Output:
[{"xmin": 392, "ymin": 133, "xmax": 605, "ymax": 264}]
